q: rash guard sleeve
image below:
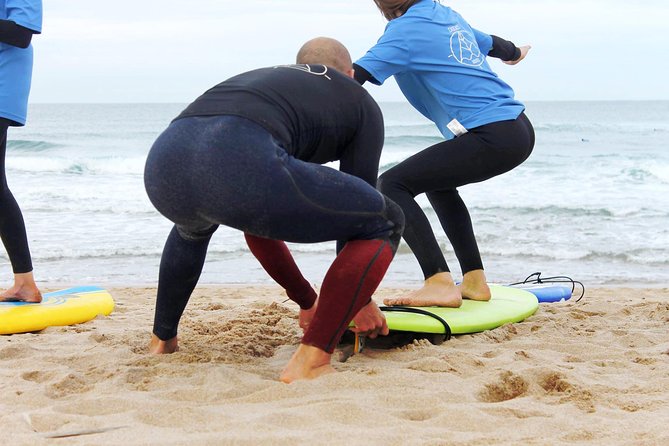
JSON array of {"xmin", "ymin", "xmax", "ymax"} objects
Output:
[
  {"xmin": 488, "ymin": 35, "xmax": 521, "ymax": 61},
  {"xmin": 0, "ymin": 19, "xmax": 33, "ymax": 48}
]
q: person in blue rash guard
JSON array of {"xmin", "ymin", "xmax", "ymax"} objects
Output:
[
  {"xmin": 144, "ymin": 38, "xmax": 404, "ymax": 383},
  {"xmin": 354, "ymin": 0, "xmax": 534, "ymax": 308},
  {"xmin": 0, "ymin": 0, "xmax": 42, "ymax": 303}
]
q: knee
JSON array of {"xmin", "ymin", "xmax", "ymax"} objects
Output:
[
  {"xmin": 377, "ymin": 170, "xmax": 405, "ymax": 196},
  {"xmin": 176, "ymin": 224, "xmax": 218, "ymax": 242}
]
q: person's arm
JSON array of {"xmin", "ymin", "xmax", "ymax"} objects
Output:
[
  {"xmin": 353, "ymin": 63, "xmax": 375, "ymax": 86},
  {"xmin": 488, "ymin": 35, "xmax": 520, "ymax": 61},
  {"xmin": 338, "ymin": 106, "xmax": 384, "ymax": 188},
  {"xmin": 336, "ymin": 99, "xmax": 385, "ymax": 254},
  {"xmin": 488, "ymin": 34, "xmax": 531, "ymax": 65},
  {"xmin": 0, "ymin": 19, "xmax": 33, "ymax": 48}
]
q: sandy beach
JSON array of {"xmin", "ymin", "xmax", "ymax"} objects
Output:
[{"xmin": 1, "ymin": 285, "xmax": 668, "ymax": 445}]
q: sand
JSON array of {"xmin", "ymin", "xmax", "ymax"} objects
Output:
[{"xmin": 1, "ymin": 285, "xmax": 668, "ymax": 445}]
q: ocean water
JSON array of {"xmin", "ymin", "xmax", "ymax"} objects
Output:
[{"xmin": 2, "ymin": 101, "xmax": 668, "ymax": 287}]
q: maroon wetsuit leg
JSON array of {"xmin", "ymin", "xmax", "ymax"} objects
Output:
[
  {"xmin": 301, "ymin": 239, "xmax": 394, "ymax": 353},
  {"xmin": 245, "ymin": 233, "xmax": 317, "ymax": 310}
]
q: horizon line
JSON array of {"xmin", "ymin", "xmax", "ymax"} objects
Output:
[{"xmin": 29, "ymin": 99, "xmax": 669, "ymax": 105}]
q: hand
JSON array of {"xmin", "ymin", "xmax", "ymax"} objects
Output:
[
  {"xmin": 350, "ymin": 301, "xmax": 389, "ymax": 339},
  {"xmin": 299, "ymin": 299, "xmax": 317, "ymax": 333},
  {"xmin": 504, "ymin": 45, "xmax": 531, "ymax": 65}
]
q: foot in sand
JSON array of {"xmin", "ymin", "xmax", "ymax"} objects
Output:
[
  {"xmin": 280, "ymin": 344, "xmax": 335, "ymax": 383},
  {"xmin": 383, "ymin": 272, "xmax": 462, "ymax": 307},
  {"xmin": 148, "ymin": 334, "xmax": 179, "ymax": 354},
  {"xmin": 0, "ymin": 272, "xmax": 42, "ymax": 303},
  {"xmin": 459, "ymin": 269, "xmax": 491, "ymax": 301}
]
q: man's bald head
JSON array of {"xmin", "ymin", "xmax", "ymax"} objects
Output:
[{"xmin": 296, "ymin": 37, "xmax": 353, "ymax": 74}]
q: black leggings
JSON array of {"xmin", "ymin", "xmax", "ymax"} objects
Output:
[
  {"xmin": 0, "ymin": 118, "xmax": 33, "ymax": 274},
  {"xmin": 145, "ymin": 116, "xmax": 404, "ymax": 352},
  {"xmin": 377, "ymin": 113, "xmax": 534, "ymax": 279}
]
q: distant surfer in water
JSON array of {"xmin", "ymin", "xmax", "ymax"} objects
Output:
[
  {"xmin": 0, "ymin": 0, "xmax": 43, "ymax": 303},
  {"xmin": 144, "ymin": 37, "xmax": 404, "ymax": 382},
  {"xmin": 355, "ymin": 0, "xmax": 534, "ymax": 307}
]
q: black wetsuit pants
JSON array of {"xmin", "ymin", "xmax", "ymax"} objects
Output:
[
  {"xmin": 377, "ymin": 113, "xmax": 534, "ymax": 279},
  {"xmin": 0, "ymin": 118, "xmax": 33, "ymax": 274},
  {"xmin": 144, "ymin": 116, "xmax": 404, "ymax": 353}
]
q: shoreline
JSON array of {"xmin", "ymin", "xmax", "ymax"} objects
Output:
[{"xmin": 30, "ymin": 281, "xmax": 669, "ymax": 292}]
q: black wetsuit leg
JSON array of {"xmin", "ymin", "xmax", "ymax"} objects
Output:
[
  {"xmin": 145, "ymin": 116, "xmax": 404, "ymax": 350},
  {"xmin": 377, "ymin": 113, "xmax": 534, "ymax": 278},
  {"xmin": 0, "ymin": 118, "xmax": 33, "ymax": 274}
]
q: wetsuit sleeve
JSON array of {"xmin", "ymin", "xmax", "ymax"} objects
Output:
[
  {"xmin": 353, "ymin": 63, "xmax": 375, "ymax": 86},
  {"xmin": 338, "ymin": 100, "xmax": 385, "ymax": 188},
  {"xmin": 336, "ymin": 98, "xmax": 385, "ymax": 254},
  {"xmin": 471, "ymin": 28, "xmax": 493, "ymax": 55},
  {"xmin": 488, "ymin": 35, "xmax": 521, "ymax": 61},
  {"xmin": 0, "ymin": 20, "xmax": 34, "ymax": 48},
  {"xmin": 4, "ymin": 0, "xmax": 43, "ymax": 34},
  {"xmin": 354, "ymin": 22, "xmax": 410, "ymax": 86}
]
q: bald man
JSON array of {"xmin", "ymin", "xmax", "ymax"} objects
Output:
[{"xmin": 144, "ymin": 37, "xmax": 404, "ymax": 382}]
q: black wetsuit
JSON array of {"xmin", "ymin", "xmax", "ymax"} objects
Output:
[{"xmin": 144, "ymin": 65, "xmax": 404, "ymax": 353}]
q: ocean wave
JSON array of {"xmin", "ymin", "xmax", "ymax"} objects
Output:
[
  {"xmin": 384, "ymin": 123, "xmax": 438, "ymax": 134},
  {"xmin": 5, "ymin": 156, "xmax": 146, "ymax": 175},
  {"xmin": 383, "ymin": 135, "xmax": 443, "ymax": 147},
  {"xmin": 577, "ymin": 249, "xmax": 669, "ymax": 266},
  {"xmin": 24, "ymin": 204, "xmax": 157, "ymax": 215},
  {"xmin": 7, "ymin": 139, "xmax": 63, "ymax": 152},
  {"xmin": 477, "ymin": 246, "xmax": 669, "ymax": 266},
  {"xmin": 468, "ymin": 204, "xmax": 617, "ymax": 218},
  {"xmin": 647, "ymin": 165, "xmax": 669, "ymax": 183},
  {"xmin": 533, "ymin": 122, "xmax": 669, "ymax": 134},
  {"xmin": 15, "ymin": 245, "xmax": 667, "ymax": 268},
  {"xmin": 620, "ymin": 167, "xmax": 661, "ymax": 183}
]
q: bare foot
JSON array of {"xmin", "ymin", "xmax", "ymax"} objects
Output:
[
  {"xmin": 460, "ymin": 269, "xmax": 491, "ymax": 301},
  {"xmin": 280, "ymin": 344, "xmax": 335, "ymax": 383},
  {"xmin": 383, "ymin": 272, "xmax": 462, "ymax": 307},
  {"xmin": 0, "ymin": 272, "xmax": 42, "ymax": 303},
  {"xmin": 148, "ymin": 334, "xmax": 179, "ymax": 354}
]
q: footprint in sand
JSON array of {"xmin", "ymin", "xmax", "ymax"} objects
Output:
[
  {"xmin": 537, "ymin": 371, "xmax": 573, "ymax": 394},
  {"xmin": 396, "ymin": 409, "xmax": 435, "ymax": 422},
  {"xmin": 46, "ymin": 373, "xmax": 93, "ymax": 399},
  {"xmin": 407, "ymin": 357, "xmax": 458, "ymax": 374},
  {"xmin": 478, "ymin": 371, "xmax": 529, "ymax": 402},
  {"xmin": 0, "ymin": 345, "xmax": 30, "ymax": 360},
  {"xmin": 535, "ymin": 370, "xmax": 595, "ymax": 413},
  {"xmin": 21, "ymin": 370, "xmax": 55, "ymax": 383}
]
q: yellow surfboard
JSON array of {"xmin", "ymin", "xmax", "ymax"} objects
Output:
[{"xmin": 0, "ymin": 286, "xmax": 114, "ymax": 335}]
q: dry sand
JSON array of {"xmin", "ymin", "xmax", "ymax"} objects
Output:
[{"xmin": 1, "ymin": 285, "xmax": 668, "ymax": 445}]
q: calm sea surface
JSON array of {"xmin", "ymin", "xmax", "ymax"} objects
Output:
[{"xmin": 3, "ymin": 101, "xmax": 668, "ymax": 287}]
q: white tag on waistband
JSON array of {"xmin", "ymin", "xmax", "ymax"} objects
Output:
[{"xmin": 447, "ymin": 118, "xmax": 468, "ymax": 137}]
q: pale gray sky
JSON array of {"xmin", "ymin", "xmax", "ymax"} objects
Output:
[{"xmin": 30, "ymin": 0, "xmax": 669, "ymax": 103}]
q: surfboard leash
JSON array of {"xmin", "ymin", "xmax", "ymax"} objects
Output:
[
  {"xmin": 379, "ymin": 306, "xmax": 452, "ymax": 340},
  {"xmin": 508, "ymin": 271, "xmax": 585, "ymax": 302}
]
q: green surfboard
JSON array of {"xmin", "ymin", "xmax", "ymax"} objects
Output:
[{"xmin": 373, "ymin": 285, "xmax": 539, "ymax": 335}]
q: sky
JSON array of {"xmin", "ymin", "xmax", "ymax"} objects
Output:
[{"xmin": 29, "ymin": 0, "xmax": 669, "ymax": 103}]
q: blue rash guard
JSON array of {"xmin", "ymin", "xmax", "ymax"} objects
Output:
[
  {"xmin": 355, "ymin": 0, "xmax": 524, "ymax": 139},
  {"xmin": 0, "ymin": 0, "xmax": 42, "ymax": 126}
]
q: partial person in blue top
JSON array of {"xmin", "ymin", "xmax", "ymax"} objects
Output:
[
  {"xmin": 0, "ymin": 0, "xmax": 42, "ymax": 303},
  {"xmin": 354, "ymin": 0, "xmax": 534, "ymax": 307}
]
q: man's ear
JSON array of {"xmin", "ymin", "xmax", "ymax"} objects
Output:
[{"xmin": 346, "ymin": 68, "xmax": 355, "ymax": 79}]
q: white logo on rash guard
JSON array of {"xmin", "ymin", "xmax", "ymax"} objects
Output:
[
  {"xmin": 449, "ymin": 31, "xmax": 484, "ymax": 66},
  {"xmin": 274, "ymin": 64, "xmax": 331, "ymax": 80}
]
